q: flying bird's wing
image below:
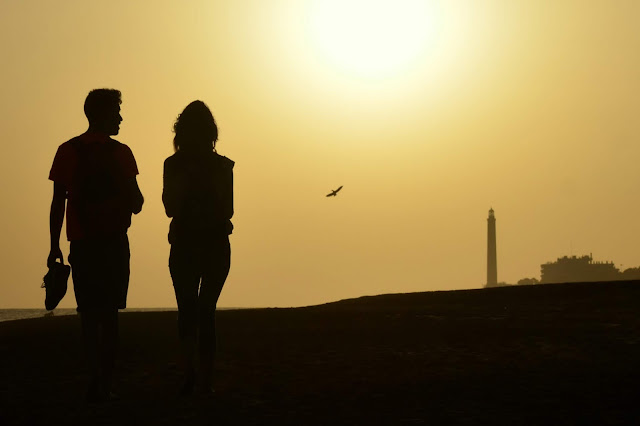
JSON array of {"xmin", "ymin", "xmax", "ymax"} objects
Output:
[{"xmin": 326, "ymin": 185, "xmax": 343, "ymax": 197}]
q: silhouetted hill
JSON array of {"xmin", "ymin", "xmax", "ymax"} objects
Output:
[
  {"xmin": 308, "ymin": 279, "xmax": 640, "ymax": 313},
  {"xmin": 2, "ymin": 280, "xmax": 640, "ymax": 425}
]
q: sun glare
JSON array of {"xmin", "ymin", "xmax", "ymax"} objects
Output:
[{"xmin": 307, "ymin": 0, "xmax": 438, "ymax": 80}]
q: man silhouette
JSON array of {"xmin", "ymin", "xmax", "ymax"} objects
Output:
[{"xmin": 48, "ymin": 89, "xmax": 143, "ymax": 402}]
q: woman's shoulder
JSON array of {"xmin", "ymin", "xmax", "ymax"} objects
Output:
[
  {"xmin": 164, "ymin": 151, "xmax": 182, "ymax": 164},
  {"xmin": 164, "ymin": 150, "xmax": 234, "ymax": 170},
  {"xmin": 213, "ymin": 152, "xmax": 234, "ymax": 169}
]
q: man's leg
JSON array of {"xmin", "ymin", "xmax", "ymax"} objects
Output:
[
  {"xmin": 71, "ymin": 240, "xmax": 106, "ymax": 401},
  {"xmin": 80, "ymin": 310, "xmax": 101, "ymax": 401},
  {"xmin": 99, "ymin": 309, "xmax": 119, "ymax": 397},
  {"xmin": 99, "ymin": 235, "xmax": 128, "ymax": 397}
]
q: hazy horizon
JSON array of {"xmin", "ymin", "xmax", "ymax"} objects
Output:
[{"xmin": 2, "ymin": 0, "xmax": 639, "ymax": 309}]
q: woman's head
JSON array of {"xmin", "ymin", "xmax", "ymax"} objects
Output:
[{"xmin": 173, "ymin": 100, "xmax": 218, "ymax": 152}]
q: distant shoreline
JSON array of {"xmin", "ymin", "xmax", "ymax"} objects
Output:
[{"xmin": 4, "ymin": 278, "xmax": 640, "ymax": 322}]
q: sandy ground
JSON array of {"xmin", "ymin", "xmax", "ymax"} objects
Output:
[{"xmin": 1, "ymin": 281, "xmax": 640, "ymax": 425}]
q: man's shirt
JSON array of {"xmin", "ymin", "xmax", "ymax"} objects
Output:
[{"xmin": 49, "ymin": 132, "xmax": 139, "ymax": 240}]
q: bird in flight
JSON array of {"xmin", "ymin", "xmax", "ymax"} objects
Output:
[{"xmin": 326, "ymin": 186, "xmax": 343, "ymax": 197}]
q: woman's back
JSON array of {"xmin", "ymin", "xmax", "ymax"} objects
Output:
[{"xmin": 163, "ymin": 149, "xmax": 234, "ymax": 244}]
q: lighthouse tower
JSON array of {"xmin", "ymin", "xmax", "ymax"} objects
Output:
[{"xmin": 487, "ymin": 208, "xmax": 497, "ymax": 286}]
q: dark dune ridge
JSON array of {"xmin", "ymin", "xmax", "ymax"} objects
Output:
[{"xmin": 2, "ymin": 281, "xmax": 640, "ymax": 425}]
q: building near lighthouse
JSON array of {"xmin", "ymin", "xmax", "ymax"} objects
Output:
[
  {"xmin": 540, "ymin": 255, "xmax": 619, "ymax": 283},
  {"xmin": 486, "ymin": 208, "xmax": 497, "ymax": 287}
]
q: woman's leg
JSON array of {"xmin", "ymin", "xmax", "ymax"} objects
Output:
[
  {"xmin": 169, "ymin": 243, "xmax": 202, "ymax": 394},
  {"xmin": 198, "ymin": 236, "xmax": 231, "ymax": 390}
]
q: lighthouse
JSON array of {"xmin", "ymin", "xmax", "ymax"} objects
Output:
[{"xmin": 487, "ymin": 208, "xmax": 497, "ymax": 286}]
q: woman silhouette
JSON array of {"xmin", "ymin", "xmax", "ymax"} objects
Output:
[{"xmin": 162, "ymin": 101, "xmax": 234, "ymax": 394}]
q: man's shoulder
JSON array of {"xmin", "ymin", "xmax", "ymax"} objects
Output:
[
  {"xmin": 108, "ymin": 137, "xmax": 129, "ymax": 149},
  {"xmin": 61, "ymin": 135, "xmax": 83, "ymax": 146},
  {"xmin": 59, "ymin": 134, "xmax": 123, "ymax": 149},
  {"xmin": 55, "ymin": 136, "xmax": 83, "ymax": 156},
  {"xmin": 107, "ymin": 138, "xmax": 135, "ymax": 156},
  {"xmin": 49, "ymin": 137, "xmax": 81, "ymax": 181}
]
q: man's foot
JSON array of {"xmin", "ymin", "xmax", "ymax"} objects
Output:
[
  {"xmin": 197, "ymin": 384, "xmax": 216, "ymax": 397},
  {"xmin": 86, "ymin": 378, "xmax": 121, "ymax": 403},
  {"xmin": 105, "ymin": 391, "xmax": 120, "ymax": 402},
  {"xmin": 86, "ymin": 378, "xmax": 103, "ymax": 403},
  {"xmin": 200, "ymin": 380, "xmax": 215, "ymax": 393}
]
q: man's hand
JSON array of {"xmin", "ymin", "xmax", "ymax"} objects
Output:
[
  {"xmin": 126, "ymin": 177, "xmax": 144, "ymax": 215},
  {"xmin": 48, "ymin": 246, "xmax": 63, "ymax": 268}
]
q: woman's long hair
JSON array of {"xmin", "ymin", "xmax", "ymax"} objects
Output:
[{"xmin": 173, "ymin": 100, "xmax": 218, "ymax": 152}]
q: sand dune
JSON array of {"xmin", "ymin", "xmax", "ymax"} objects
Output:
[{"xmin": 2, "ymin": 281, "xmax": 640, "ymax": 425}]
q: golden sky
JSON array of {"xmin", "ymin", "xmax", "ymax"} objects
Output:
[{"xmin": 1, "ymin": 0, "xmax": 639, "ymax": 308}]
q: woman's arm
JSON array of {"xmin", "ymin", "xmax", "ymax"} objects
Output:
[
  {"xmin": 162, "ymin": 158, "xmax": 184, "ymax": 218},
  {"xmin": 225, "ymin": 167, "xmax": 234, "ymax": 220}
]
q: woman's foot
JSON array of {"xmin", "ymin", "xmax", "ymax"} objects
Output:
[
  {"xmin": 86, "ymin": 379, "xmax": 118, "ymax": 403},
  {"xmin": 178, "ymin": 372, "xmax": 195, "ymax": 397},
  {"xmin": 199, "ymin": 358, "xmax": 214, "ymax": 395},
  {"xmin": 199, "ymin": 386, "xmax": 216, "ymax": 396}
]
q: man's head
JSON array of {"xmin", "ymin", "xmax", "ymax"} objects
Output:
[{"xmin": 84, "ymin": 89, "xmax": 122, "ymax": 135}]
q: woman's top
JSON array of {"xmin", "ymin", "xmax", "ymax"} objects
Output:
[{"xmin": 162, "ymin": 149, "xmax": 234, "ymax": 244}]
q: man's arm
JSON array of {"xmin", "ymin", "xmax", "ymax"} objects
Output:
[
  {"xmin": 48, "ymin": 181, "xmax": 66, "ymax": 267},
  {"xmin": 127, "ymin": 177, "xmax": 144, "ymax": 214}
]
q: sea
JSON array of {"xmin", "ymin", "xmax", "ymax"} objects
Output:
[
  {"xmin": 0, "ymin": 308, "xmax": 178, "ymax": 323},
  {"xmin": 0, "ymin": 307, "xmax": 252, "ymax": 323}
]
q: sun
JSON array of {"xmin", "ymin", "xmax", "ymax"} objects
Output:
[{"xmin": 307, "ymin": 0, "xmax": 438, "ymax": 80}]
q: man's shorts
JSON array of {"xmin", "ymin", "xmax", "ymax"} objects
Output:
[{"xmin": 69, "ymin": 234, "xmax": 130, "ymax": 312}]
